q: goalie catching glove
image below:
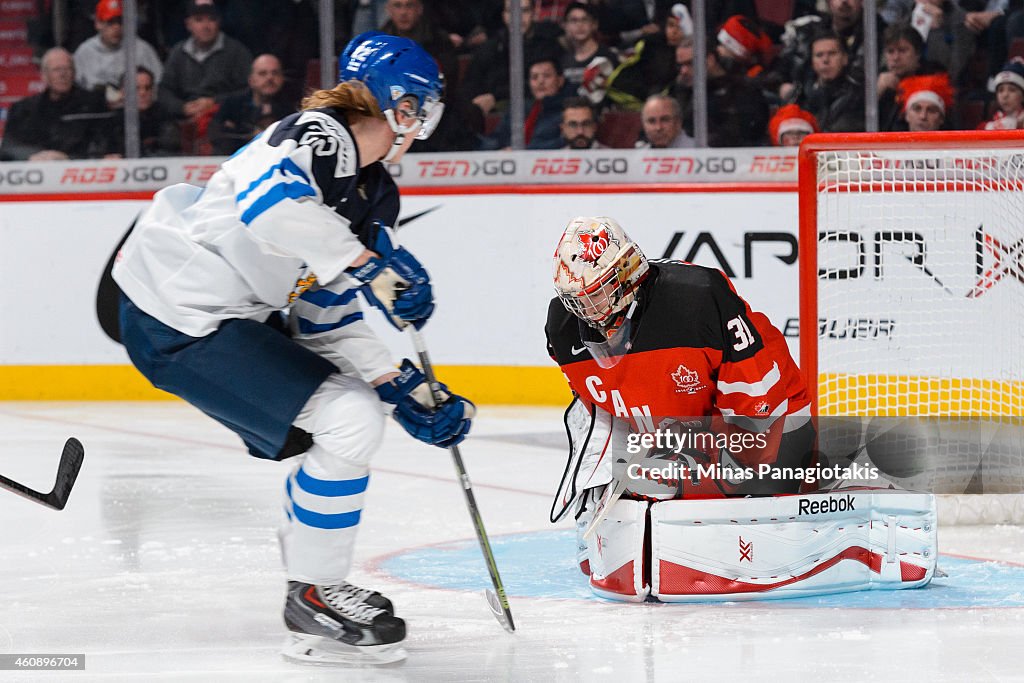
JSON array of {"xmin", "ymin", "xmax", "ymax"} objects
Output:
[
  {"xmin": 346, "ymin": 223, "xmax": 434, "ymax": 330},
  {"xmin": 375, "ymin": 359, "xmax": 475, "ymax": 447}
]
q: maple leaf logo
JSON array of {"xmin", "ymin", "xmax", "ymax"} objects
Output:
[
  {"xmin": 577, "ymin": 227, "xmax": 611, "ymax": 263},
  {"xmin": 671, "ymin": 365, "xmax": 699, "ymax": 388}
]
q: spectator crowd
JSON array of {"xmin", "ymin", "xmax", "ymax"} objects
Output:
[{"xmin": 4, "ymin": 0, "xmax": 1024, "ymax": 161}]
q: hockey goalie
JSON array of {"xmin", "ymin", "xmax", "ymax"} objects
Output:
[{"xmin": 544, "ymin": 216, "xmax": 936, "ymax": 602}]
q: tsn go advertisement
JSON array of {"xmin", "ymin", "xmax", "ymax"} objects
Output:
[
  {"xmin": 1, "ymin": 186, "xmax": 803, "ymax": 368},
  {"xmin": 1, "ymin": 151, "xmax": 807, "ymax": 369},
  {"xmin": 14, "ymin": 151, "xmax": 1016, "ymax": 371}
]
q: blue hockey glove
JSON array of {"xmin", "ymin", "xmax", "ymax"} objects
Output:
[
  {"xmin": 375, "ymin": 359, "xmax": 475, "ymax": 448},
  {"xmin": 345, "ymin": 223, "xmax": 396, "ymax": 285},
  {"xmin": 360, "ymin": 247, "xmax": 434, "ymax": 330},
  {"xmin": 348, "ymin": 224, "xmax": 435, "ymax": 330}
]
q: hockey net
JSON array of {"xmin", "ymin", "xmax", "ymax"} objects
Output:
[{"xmin": 798, "ymin": 131, "xmax": 1024, "ymax": 525}]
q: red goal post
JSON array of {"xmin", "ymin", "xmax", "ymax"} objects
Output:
[{"xmin": 798, "ymin": 131, "xmax": 1024, "ymax": 524}]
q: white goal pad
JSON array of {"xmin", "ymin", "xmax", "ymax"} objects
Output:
[
  {"xmin": 583, "ymin": 498, "xmax": 649, "ymax": 602},
  {"xmin": 650, "ymin": 491, "xmax": 936, "ymax": 601}
]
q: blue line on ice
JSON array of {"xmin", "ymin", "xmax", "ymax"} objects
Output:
[{"xmin": 379, "ymin": 529, "xmax": 1024, "ymax": 608}]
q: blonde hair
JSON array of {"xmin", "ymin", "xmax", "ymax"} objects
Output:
[{"xmin": 301, "ymin": 80, "xmax": 384, "ymax": 119}]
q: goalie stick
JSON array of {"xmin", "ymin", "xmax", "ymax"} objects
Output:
[
  {"xmin": 408, "ymin": 328, "xmax": 516, "ymax": 633},
  {"xmin": 581, "ymin": 442, "xmax": 651, "ymax": 541},
  {"xmin": 0, "ymin": 438, "xmax": 85, "ymax": 510}
]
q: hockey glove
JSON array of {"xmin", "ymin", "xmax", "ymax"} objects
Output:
[
  {"xmin": 375, "ymin": 359, "xmax": 475, "ymax": 448},
  {"xmin": 345, "ymin": 222, "xmax": 397, "ymax": 284},
  {"xmin": 362, "ymin": 248, "xmax": 434, "ymax": 330},
  {"xmin": 346, "ymin": 223, "xmax": 435, "ymax": 330}
]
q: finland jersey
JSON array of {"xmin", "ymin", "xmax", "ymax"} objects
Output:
[
  {"xmin": 113, "ymin": 107, "xmax": 400, "ymax": 381},
  {"xmin": 545, "ymin": 261, "xmax": 812, "ymax": 468}
]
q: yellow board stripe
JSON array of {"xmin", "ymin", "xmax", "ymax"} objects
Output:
[
  {"xmin": 820, "ymin": 373, "xmax": 1024, "ymax": 416},
  {"xmin": 13, "ymin": 368, "xmax": 1021, "ymax": 413},
  {"xmin": 0, "ymin": 365, "xmax": 572, "ymax": 405}
]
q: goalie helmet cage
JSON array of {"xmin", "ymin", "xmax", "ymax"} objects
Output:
[{"xmin": 798, "ymin": 130, "xmax": 1024, "ymax": 525}]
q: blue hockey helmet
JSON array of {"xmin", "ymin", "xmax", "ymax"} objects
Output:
[{"xmin": 339, "ymin": 31, "xmax": 445, "ymax": 142}]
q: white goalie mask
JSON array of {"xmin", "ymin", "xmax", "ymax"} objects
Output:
[{"xmin": 552, "ymin": 216, "xmax": 650, "ymax": 329}]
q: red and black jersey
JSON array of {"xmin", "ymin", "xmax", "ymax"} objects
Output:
[{"xmin": 546, "ymin": 260, "xmax": 811, "ymax": 474}]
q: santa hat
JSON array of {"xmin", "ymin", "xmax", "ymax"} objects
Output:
[
  {"xmin": 717, "ymin": 15, "xmax": 772, "ymax": 65},
  {"xmin": 990, "ymin": 57, "xmax": 1024, "ymax": 95},
  {"xmin": 899, "ymin": 73, "xmax": 954, "ymax": 114},
  {"xmin": 769, "ymin": 104, "xmax": 819, "ymax": 146}
]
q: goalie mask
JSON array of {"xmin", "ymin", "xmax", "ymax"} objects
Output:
[
  {"xmin": 339, "ymin": 31, "xmax": 445, "ymax": 160},
  {"xmin": 553, "ymin": 216, "xmax": 650, "ymax": 331}
]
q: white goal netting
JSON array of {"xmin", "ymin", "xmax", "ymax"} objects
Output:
[{"xmin": 810, "ymin": 144, "xmax": 1024, "ymax": 524}]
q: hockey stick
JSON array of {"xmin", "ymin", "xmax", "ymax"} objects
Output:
[
  {"xmin": 581, "ymin": 443, "xmax": 651, "ymax": 541},
  {"xmin": 407, "ymin": 328, "xmax": 516, "ymax": 633},
  {"xmin": 0, "ymin": 438, "xmax": 85, "ymax": 510}
]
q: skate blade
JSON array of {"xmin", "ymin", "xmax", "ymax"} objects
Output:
[{"xmin": 281, "ymin": 634, "xmax": 407, "ymax": 666}]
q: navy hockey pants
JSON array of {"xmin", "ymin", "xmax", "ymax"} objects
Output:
[{"xmin": 118, "ymin": 293, "xmax": 336, "ymax": 460}]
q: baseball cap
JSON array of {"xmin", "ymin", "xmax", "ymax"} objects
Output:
[
  {"xmin": 186, "ymin": 0, "xmax": 220, "ymax": 18},
  {"xmin": 95, "ymin": 0, "xmax": 122, "ymax": 22}
]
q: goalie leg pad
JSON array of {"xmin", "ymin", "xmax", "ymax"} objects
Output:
[
  {"xmin": 580, "ymin": 498, "xmax": 650, "ymax": 602},
  {"xmin": 650, "ymin": 491, "xmax": 936, "ymax": 602}
]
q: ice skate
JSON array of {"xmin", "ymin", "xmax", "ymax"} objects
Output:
[
  {"xmin": 281, "ymin": 581, "xmax": 406, "ymax": 665},
  {"xmin": 329, "ymin": 580, "xmax": 395, "ymax": 614}
]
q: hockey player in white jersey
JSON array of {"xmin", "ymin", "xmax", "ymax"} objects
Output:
[{"xmin": 112, "ymin": 32, "xmax": 472, "ymax": 664}]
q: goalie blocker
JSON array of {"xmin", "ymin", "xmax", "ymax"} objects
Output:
[{"xmin": 577, "ymin": 490, "xmax": 935, "ymax": 602}]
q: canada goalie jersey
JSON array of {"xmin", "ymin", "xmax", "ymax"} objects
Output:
[{"xmin": 545, "ymin": 260, "xmax": 814, "ymax": 498}]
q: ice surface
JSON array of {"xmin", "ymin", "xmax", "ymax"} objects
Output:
[{"xmin": 0, "ymin": 403, "xmax": 1022, "ymax": 682}]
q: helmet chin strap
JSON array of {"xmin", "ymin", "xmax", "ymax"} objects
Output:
[
  {"xmin": 598, "ymin": 299, "xmax": 639, "ymax": 340},
  {"xmin": 382, "ymin": 132, "xmax": 406, "ymax": 162},
  {"xmin": 381, "ymin": 108, "xmax": 421, "ymax": 162}
]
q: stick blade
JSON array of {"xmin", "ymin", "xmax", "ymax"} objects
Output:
[
  {"xmin": 581, "ymin": 480, "xmax": 620, "ymax": 541},
  {"xmin": 485, "ymin": 589, "xmax": 516, "ymax": 632},
  {"xmin": 581, "ymin": 446, "xmax": 652, "ymax": 540},
  {"xmin": 50, "ymin": 438, "xmax": 85, "ymax": 511}
]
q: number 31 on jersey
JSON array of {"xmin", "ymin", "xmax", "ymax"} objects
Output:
[{"xmin": 727, "ymin": 315, "xmax": 756, "ymax": 351}]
